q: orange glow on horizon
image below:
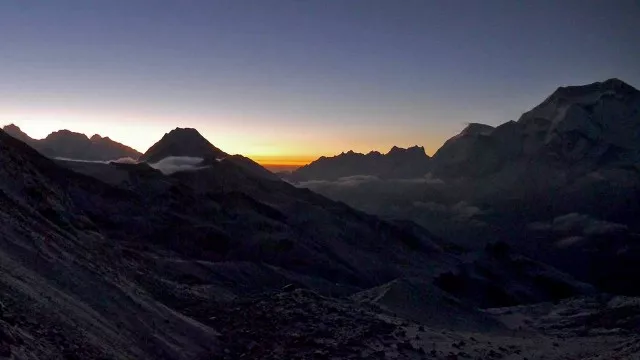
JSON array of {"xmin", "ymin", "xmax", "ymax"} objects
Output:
[
  {"xmin": 1, "ymin": 115, "xmax": 446, "ymax": 171},
  {"xmin": 248, "ymin": 156, "xmax": 316, "ymax": 166}
]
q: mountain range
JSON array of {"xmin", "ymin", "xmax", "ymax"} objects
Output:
[
  {"xmin": 2, "ymin": 124, "xmax": 142, "ymax": 161},
  {"xmin": 0, "ymin": 78, "xmax": 639, "ymax": 359},
  {"xmin": 290, "ymin": 78, "xmax": 640, "ymax": 183},
  {"xmin": 287, "ymin": 145, "xmax": 431, "ymax": 181},
  {"xmin": 292, "ymin": 78, "xmax": 640, "ymax": 296}
]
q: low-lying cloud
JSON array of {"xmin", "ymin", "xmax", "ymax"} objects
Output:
[
  {"xmin": 413, "ymin": 201, "xmax": 483, "ymax": 220},
  {"xmin": 297, "ymin": 173, "xmax": 444, "ymax": 190},
  {"xmin": 528, "ymin": 213, "xmax": 628, "ymax": 236},
  {"xmin": 55, "ymin": 156, "xmax": 139, "ymax": 164},
  {"xmin": 110, "ymin": 157, "xmax": 138, "ymax": 164},
  {"xmin": 56, "ymin": 156, "xmax": 208, "ymax": 175},
  {"xmin": 149, "ymin": 156, "xmax": 207, "ymax": 175}
]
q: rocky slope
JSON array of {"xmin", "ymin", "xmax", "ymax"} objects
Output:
[
  {"xmin": 183, "ymin": 288, "xmax": 640, "ymax": 360},
  {"xmin": 0, "ymin": 128, "xmax": 450, "ymax": 358},
  {"xmin": 2, "ymin": 124, "xmax": 141, "ymax": 161}
]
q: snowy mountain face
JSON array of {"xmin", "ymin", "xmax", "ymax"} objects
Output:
[
  {"xmin": 519, "ymin": 78, "xmax": 640, "ymax": 158},
  {"xmin": 288, "ymin": 145, "xmax": 431, "ymax": 182},
  {"xmin": 431, "ymin": 78, "xmax": 640, "ymax": 178},
  {"xmin": 1, "ymin": 124, "xmax": 142, "ymax": 161}
]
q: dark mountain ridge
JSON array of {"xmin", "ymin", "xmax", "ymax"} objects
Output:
[
  {"xmin": 1, "ymin": 124, "xmax": 142, "ymax": 161},
  {"xmin": 289, "ymin": 145, "xmax": 431, "ymax": 182},
  {"xmin": 288, "ymin": 78, "xmax": 639, "ymax": 183},
  {"xmin": 138, "ymin": 127, "xmax": 278, "ymax": 180},
  {"xmin": 138, "ymin": 127, "xmax": 226, "ymax": 163}
]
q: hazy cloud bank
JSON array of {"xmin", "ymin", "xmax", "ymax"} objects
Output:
[
  {"xmin": 528, "ymin": 213, "xmax": 629, "ymax": 248},
  {"xmin": 55, "ymin": 156, "xmax": 139, "ymax": 164},
  {"xmin": 297, "ymin": 173, "xmax": 444, "ymax": 190},
  {"xmin": 413, "ymin": 201, "xmax": 483, "ymax": 220},
  {"xmin": 528, "ymin": 213, "xmax": 628, "ymax": 236}
]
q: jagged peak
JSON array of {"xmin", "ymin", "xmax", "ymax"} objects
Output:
[
  {"xmin": 3, "ymin": 123, "xmax": 23, "ymax": 132},
  {"xmin": 386, "ymin": 145, "xmax": 426, "ymax": 156}
]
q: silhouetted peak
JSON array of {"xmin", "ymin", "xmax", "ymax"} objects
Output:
[
  {"xmin": 386, "ymin": 145, "xmax": 426, "ymax": 157},
  {"xmin": 3, "ymin": 124, "xmax": 23, "ymax": 133},
  {"xmin": 168, "ymin": 127, "xmax": 204, "ymax": 136},
  {"xmin": 387, "ymin": 146, "xmax": 402, "ymax": 154},
  {"xmin": 1, "ymin": 124, "xmax": 34, "ymax": 144},
  {"xmin": 156, "ymin": 128, "xmax": 212, "ymax": 145},
  {"xmin": 139, "ymin": 127, "xmax": 226, "ymax": 163},
  {"xmin": 549, "ymin": 78, "xmax": 638, "ymax": 101},
  {"xmin": 90, "ymin": 134, "xmax": 103, "ymax": 141},
  {"xmin": 602, "ymin": 78, "xmax": 630, "ymax": 88},
  {"xmin": 339, "ymin": 150, "xmax": 359, "ymax": 156},
  {"xmin": 460, "ymin": 123, "xmax": 495, "ymax": 137},
  {"xmin": 45, "ymin": 129, "xmax": 90, "ymax": 142}
]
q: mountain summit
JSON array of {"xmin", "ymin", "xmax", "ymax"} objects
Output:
[
  {"xmin": 139, "ymin": 127, "xmax": 277, "ymax": 180},
  {"xmin": 431, "ymin": 78, "xmax": 640, "ymax": 178},
  {"xmin": 139, "ymin": 127, "xmax": 226, "ymax": 163},
  {"xmin": 1, "ymin": 124, "xmax": 141, "ymax": 161}
]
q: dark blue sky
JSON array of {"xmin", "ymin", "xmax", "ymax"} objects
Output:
[{"xmin": 1, "ymin": 0, "xmax": 638, "ymax": 162}]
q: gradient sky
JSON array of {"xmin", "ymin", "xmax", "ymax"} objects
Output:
[{"xmin": 1, "ymin": 0, "xmax": 638, "ymax": 166}]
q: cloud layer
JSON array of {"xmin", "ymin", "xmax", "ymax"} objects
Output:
[
  {"xmin": 56, "ymin": 156, "xmax": 208, "ymax": 175},
  {"xmin": 149, "ymin": 156, "xmax": 207, "ymax": 175},
  {"xmin": 297, "ymin": 173, "xmax": 444, "ymax": 190}
]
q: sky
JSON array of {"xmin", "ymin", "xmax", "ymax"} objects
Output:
[{"xmin": 0, "ymin": 0, "xmax": 639, "ymax": 167}]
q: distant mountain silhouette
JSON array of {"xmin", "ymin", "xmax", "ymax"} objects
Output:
[
  {"xmin": 2, "ymin": 124, "xmax": 141, "ymax": 161},
  {"xmin": 138, "ymin": 127, "xmax": 226, "ymax": 163},
  {"xmin": 289, "ymin": 145, "xmax": 431, "ymax": 181},
  {"xmin": 139, "ymin": 127, "xmax": 277, "ymax": 180}
]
